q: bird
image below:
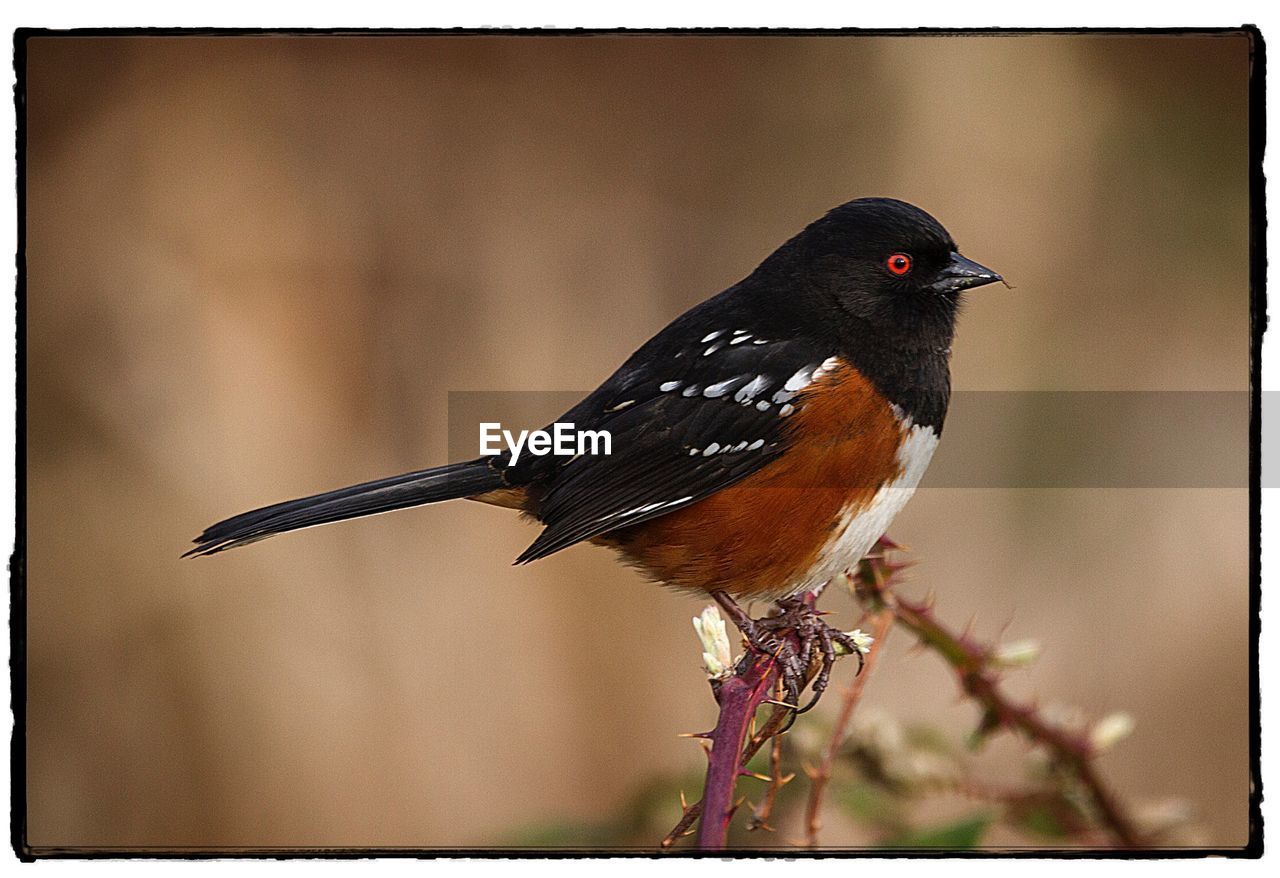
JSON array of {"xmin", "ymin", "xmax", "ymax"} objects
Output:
[{"xmin": 187, "ymin": 196, "xmax": 1002, "ymax": 707}]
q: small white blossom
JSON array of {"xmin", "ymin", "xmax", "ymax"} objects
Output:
[
  {"xmin": 833, "ymin": 628, "xmax": 875, "ymax": 656},
  {"xmin": 692, "ymin": 605, "xmax": 734, "ymax": 681},
  {"xmin": 992, "ymin": 639, "xmax": 1041, "ymax": 668},
  {"xmin": 1090, "ymin": 712, "xmax": 1135, "ymax": 752}
]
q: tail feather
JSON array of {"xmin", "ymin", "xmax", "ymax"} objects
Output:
[{"xmin": 185, "ymin": 458, "xmax": 504, "ymax": 557}]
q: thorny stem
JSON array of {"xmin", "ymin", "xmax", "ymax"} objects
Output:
[
  {"xmin": 666, "ymin": 537, "xmax": 1143, "ymax": 850},
  {"xmin": 665, "ymin": 593, "xmax": 815, "ymax": 850},
  {"xmin": 803, "ymin": 607, "xmax": 893, "ymax": 847},
  {"xmin": 856, "ymin": 538, "xmax": 1144, "ymax": 848},
  {"xmin": 695, "ymin": 647, "xmax": 781, "ymax": 849},
  {"xmin": 745, "ymin": 681, "xmax": 794, "ymax": 833},
  {"xmin": 661, "ymin": 702, "xmax": 793, "ymax": 848}
]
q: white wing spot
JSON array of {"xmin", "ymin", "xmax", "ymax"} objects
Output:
[
  {"xmin": 755, "ymin": 400, "xmax": 771, "ymax": 412},
  {"xmin": 703, "ymin": 378, "xmax": 740, "ymax": 398},
  {"xmin": 784, "ymin": 365, "xmax": 817, "ymax": 392},
  {"xmin": 779, "ymin": 403, "xmax": 796, "ymax": 417},
  {"xmin": 734, "ymin": 374, "xmax": 770, "ymax": 403},
  {"xmin": 682, "ymin": 385, "xmax": 701, "ymax": 397},
  {"xmin": 702, "ymin": 443, "xmax": 721, "ymax": 456},
  {"xmin": 659, "ymin": 380, "xmax": 681, "ymax": 392},
  {"xmin": 605, "ymin": 399, "xmax": 636, "ymax": 412},
  {"xmin": 752, "ymin": 338, "xmax": 768, "ymax": 345},
  {"xmin": 732, "ymin": 441, "xmax": 748, "ymax": 452},
  {"xmin": 747, "ymin": 439, "xmax": 765, "ymax": 451},
  {"xmin": 703, "ymin": 342, "xmax": 724, "ymax": 356},
  {"xmin": 701, "ymin": 330, "xmax": 725, "ymax": 343}
]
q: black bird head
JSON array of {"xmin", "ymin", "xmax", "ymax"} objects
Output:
[
  {"xmin": 754, "ymin": 197, "xmax": 1002, "ymax": 341},
  {"xmin": 743, "ymin": 197, "xmax": 1002, "ymax": 430}
]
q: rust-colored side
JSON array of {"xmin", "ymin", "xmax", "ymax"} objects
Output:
[{"xmin": 599, "ymin": 361, "xmax": 904, "ymax": 597}]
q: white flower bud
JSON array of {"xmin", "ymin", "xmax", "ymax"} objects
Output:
[
  {"xmin": 833, "ymin": 628, "xmax": 875, "ymax": 656},
  {"xmin": 992, "ymin": 639, "xmax": 1041, "ymax": 668},
  {"xmin": 692, "ymin": 605, "xmax": 734, "ymax": 681},
  {"xmin": 1090, "ymin": 712, "xmax": 1135, "ymax": 752}
]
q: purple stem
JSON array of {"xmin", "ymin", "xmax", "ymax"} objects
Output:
[{"xmin": 695, "ymin": 650, "xmax": 780, "ymax": 849}]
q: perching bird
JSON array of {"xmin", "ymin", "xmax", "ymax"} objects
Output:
[{"xmin": 188, "ymin": 197, "xmax": 1002, "ymax": 705}]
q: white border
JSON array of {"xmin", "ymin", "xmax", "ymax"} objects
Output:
[{"xmin": 2, "ymin": 2, "xmax": 1273, "ymax": 874}]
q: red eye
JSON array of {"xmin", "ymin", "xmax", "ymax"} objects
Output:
[{"xmin": 886, "ymin": 253, "xmax": 912, "ymax": 276}]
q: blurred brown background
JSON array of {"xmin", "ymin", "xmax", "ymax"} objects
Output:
[{"xmin": 23, "ymin": 33, "xmax": 1252, "ymax": 849}]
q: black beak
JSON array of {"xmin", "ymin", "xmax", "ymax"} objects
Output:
[{"xmin": 926, "ymin": 253, "xmax": 1003, "ymax": 295}]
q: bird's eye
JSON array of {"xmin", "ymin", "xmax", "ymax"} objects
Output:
[{"xmin": 886, "ymin": 253, "xmax": 912, "ymax": 276}]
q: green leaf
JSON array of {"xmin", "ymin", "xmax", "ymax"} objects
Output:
[
  {"xmin": 967, "ymin": 709, "xmax": 1002, "ymax": 751},
  {"xmin": 837, "ymin": 782, "xmax": 908, "ymax": 833},
  {"xmin": 1014, "ymin": 802, "xmax": 1070, "ymax": 839},
  {"xmin": 880, "ymin": 813, "xmax": 993, "ymax": 849},
  {"xmin": 1007, "ymin": 792, "xmax": 1090, "ymax": 840}
]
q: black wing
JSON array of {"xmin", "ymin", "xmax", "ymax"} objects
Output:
[{"xmin": 511, "ymin": 302, "xmax": 836, "ymax": 563}]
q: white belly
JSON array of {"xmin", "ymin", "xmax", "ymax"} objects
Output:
[{"xmin": 786, "ymin": 422, "xmax": 939, "ymax": 596}]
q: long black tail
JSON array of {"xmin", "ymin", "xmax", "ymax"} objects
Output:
[{"xmin": 184, "ymin": 458, "xmax": 505, "ymax": 557}]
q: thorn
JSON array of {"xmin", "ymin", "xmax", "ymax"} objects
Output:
[
  {"xmin": 740, "ymin": 771, "xmax": 772, "ymax": 782},
  {"xmin": 764, "ymin": 698, "xmax": 800, "ymax": 710},
  {"xmin": 679, "ymin": 790, "xmax": 688, "ymax": 810},
  {"xmin": 676, "ymin": 731, "xmax": 712, "ymax": 739},
  {"xmin": 778, "ymin": 772, "xmax": 797, "ymax": 786}
]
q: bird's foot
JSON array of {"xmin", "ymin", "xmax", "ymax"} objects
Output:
[
  {"xmin": 710, "ymin": 592, "xmax": 807, "ymax": 709},
  {"xmin": 711, "ymin": 591, "xmax": 865, "ymax": 717}
]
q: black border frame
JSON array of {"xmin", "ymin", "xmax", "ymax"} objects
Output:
[{"xmin": 9, "ymin": 24, "xmax": 1266, "ymax": 861}]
